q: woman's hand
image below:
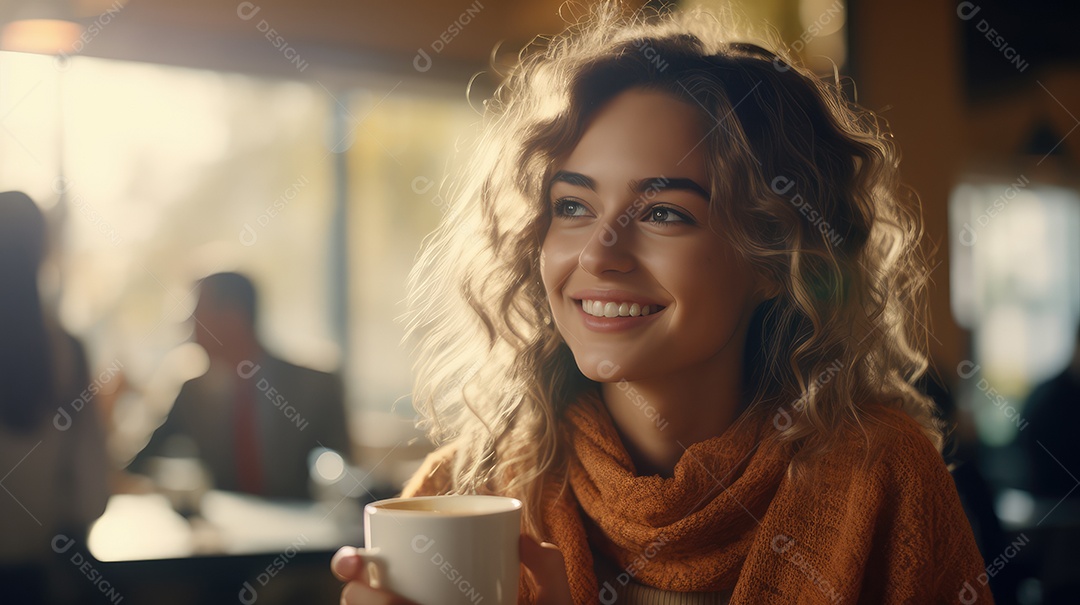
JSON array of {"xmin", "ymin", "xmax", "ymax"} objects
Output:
[
  {"xmin": 331, "ymin": 546, "xmax": 420, "ymax": 605},
  {"xmin": 520, "ymin": 534, "xmax": 573, "ymax": 605},
  {"xmin": 333, "ymin": 537, "xmax": 572, "ymax": 605}
]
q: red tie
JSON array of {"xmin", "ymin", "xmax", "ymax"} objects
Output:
[{"xmin": 233, "ymin": 381, "xmax": 263, "ymax": 495}]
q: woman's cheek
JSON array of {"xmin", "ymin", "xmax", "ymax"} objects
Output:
[{"xmin": 540, "ymin": 234, "xmax": 577, "ymax": 287}]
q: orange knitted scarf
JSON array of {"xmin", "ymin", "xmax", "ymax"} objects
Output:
[
  {"xmin": 532, "ymin": 390, "xmax": 994, "ymax": 604},
  {"xmin": 402, "ymin": 390, "xmax": 994, "ymax": 603}
]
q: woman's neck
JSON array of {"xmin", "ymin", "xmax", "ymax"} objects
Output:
[{"xmin": 599, "ymin": 348, "xmax": 747, "ymax": 478}]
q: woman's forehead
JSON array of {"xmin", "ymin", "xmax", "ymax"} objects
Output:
[{"xmin": 552, "ymin": 89, "xmax": 711, "ymax": 189}]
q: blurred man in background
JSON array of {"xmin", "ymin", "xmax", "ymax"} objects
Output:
[{"xmin": 130, "ymin": 271, "xmax": 351, "ymax": 500}]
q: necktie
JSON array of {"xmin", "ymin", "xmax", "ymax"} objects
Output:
[{"xmin": 233, "ymin": 380, "xmax": 263, "ymax": 495}]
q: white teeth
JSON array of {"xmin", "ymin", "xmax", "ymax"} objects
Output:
[{"xmin": 581, "ymin": 299, "xmax": 661, "ymax": 318}]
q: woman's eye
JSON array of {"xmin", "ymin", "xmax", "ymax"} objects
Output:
[
  {"xmin": 645, "ymin": 206, "xmax": 692, "ymax": 225},
  {"xmin": 552, "ymin": 199, "xmax": 589, "ymax": 218}
]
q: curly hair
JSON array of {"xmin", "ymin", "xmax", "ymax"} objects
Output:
[{"xmin": 402, "ymin": 1, "xmax": 939, "ymax": 537}]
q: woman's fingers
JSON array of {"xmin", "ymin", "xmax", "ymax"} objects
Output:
[
  {"xmin": 333, "ymin": 546, "xmax": 421, "ymax": 605},
  {"xmin": 335, "ymin": 539, "xmax": 572, "ymax": 603},
  {"xmin": 520, "ymin": 534, "xmax": 574, "ymax": 605},
  {"xmin": 331, "ymin": 546, "xmax": 366, "ymax": 582}
]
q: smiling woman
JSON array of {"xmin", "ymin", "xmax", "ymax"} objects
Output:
[{"xmin": 332, "ymin": 2, "xmax": 992, "ymax": 604}]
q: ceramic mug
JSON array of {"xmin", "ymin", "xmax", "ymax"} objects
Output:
[{"xmin": 358, "ymin": 495, "xmax": 522, "ymax": 605}]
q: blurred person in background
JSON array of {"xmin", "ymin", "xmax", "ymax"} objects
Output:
[
  {"xmin": 1020, "ymin": 323, "xmax": 1080, "ymax": 501},
  {"xmin": 0, "ymin": 191, "xmax": 110, "ymax": 604},
  {"xmin": 129, "ymin": 271, "xmax": 351, "ymax": 500},
  {"xmin": 924, "ymin": 366, "xmax": 1020, "ymax": 604},
  {"xmin": 1016, "ymin": 323, "xmax": 1080, "ymax": 602}
]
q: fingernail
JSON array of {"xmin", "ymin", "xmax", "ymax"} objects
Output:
[{"xmin": 339, "ymin": 554, "xmax": 358, "ymax": 576}]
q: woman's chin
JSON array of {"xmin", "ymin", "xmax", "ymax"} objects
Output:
[{"xmin": 573, "ymin": 356, "xmax": 641, "ymax": 383}]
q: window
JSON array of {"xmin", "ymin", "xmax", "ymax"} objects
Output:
[
  {"xmin": 1, "ymin": 49, "xmax": 477, "ymax": 558},
  {"xmin": 950, "ymin": 177, "xmax": 1080, "ymax": 445}
]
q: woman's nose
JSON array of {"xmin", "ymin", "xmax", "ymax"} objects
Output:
[{"xmin": 577, "ymin": 216, "xmax": 636, "ymax": 275}]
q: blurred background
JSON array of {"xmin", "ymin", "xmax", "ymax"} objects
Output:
[{"xmin": 0, "ymin": 0, "xmax": 1077, "ymax": 603}]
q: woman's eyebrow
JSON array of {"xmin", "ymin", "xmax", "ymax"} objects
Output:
[
  {"xmin": 550, "ymin": 171, "xmax": 709, "ymax": 200},
  {"xmin": 631, "ymin": 177, "xmax": 710, "ymax": 200},
  {"xmin": 550, "ymin": 170, "xmax": 596, "ymax": 190}
]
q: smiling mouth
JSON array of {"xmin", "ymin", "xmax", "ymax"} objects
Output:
[{"xmin": 576, "ymin": 299, "xmax": 667, "ymax": 318}]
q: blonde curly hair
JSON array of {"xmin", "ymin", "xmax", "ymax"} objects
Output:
[{"xmin": 403, "ymin": 1, "xmax": 939, "ymax": 537}]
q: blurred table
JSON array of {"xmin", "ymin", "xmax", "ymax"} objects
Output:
[
  {"xmin": 74, "ymin": 491, "xmax": 362, "ymax": 604},
  {"xmin": 88, "ymin": 490, "xmax": 362, "ymax": 561}
]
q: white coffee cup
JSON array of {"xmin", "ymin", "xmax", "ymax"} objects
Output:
[{"xmin": 358, "ymin": 495, "xmax": 522, "ymax": 605}]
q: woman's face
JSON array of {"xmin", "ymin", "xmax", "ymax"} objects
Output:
[{"xmin": 540, "ymin": 88, "xmax": 765, "ymax": 383}]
